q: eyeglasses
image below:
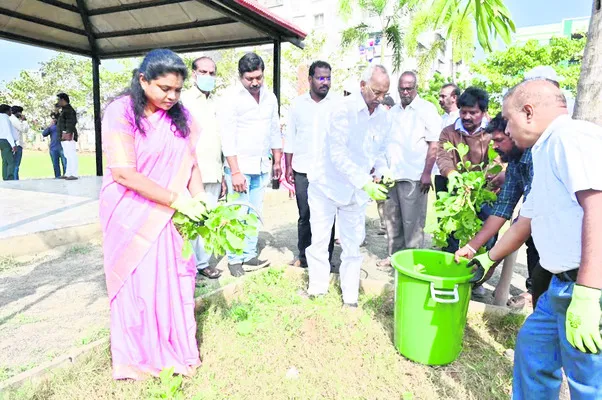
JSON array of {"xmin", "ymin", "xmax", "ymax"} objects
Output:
[
  {"xmin": 314, "ymin": 76, "xmax": 332, "ymax": 83},
  {"xmin": 399, "ymin": 86, "xmax": 416, "ymax": 93},
  {"xmin": 368, "ymin": 85, "xmax": 389, "ymax": 98}
]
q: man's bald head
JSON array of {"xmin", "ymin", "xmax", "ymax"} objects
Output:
[
  {"xmin": 360, "ymin": 64, "xmax": 390, "ymax": 112},
  {"xmin": 502, "ymin": 79, "xmax": 569, "ymax": 148}
]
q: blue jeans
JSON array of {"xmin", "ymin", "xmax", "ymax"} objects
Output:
[
  {"xmin": 13, "ymin": 146, "xmax": 22, "ymax": 180},
  {"xmin": 513, "ymin": 276, "xmax": 602, "ymax": 399},
  {"xmin": 50, "ymin": 148, "xmax": 67, "ymax": 178},
  {"xmin": 223, "ymin": 168, "xmax": 268, "ymax": 264}
]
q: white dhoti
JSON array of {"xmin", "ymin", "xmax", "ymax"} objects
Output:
[
  {"xmin": 306, "ymin": 183, "xmax": 366, "ymax": 304},
  {"xmin": 62, "ymin": 140, "xmax": 78, "ymax": 177}
]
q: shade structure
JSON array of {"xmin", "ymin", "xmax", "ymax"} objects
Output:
[{"xmin": 0, "ymin": 0, "xmax": 307, "ymax": 175}]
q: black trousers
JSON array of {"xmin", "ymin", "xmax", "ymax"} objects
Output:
[{"xmin": 294, "ymin": 170, "xmax": 335, "ymax": 265}]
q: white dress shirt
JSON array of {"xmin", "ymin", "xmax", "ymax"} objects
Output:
[
  {"xmin": 521, "ymin": 115, "xmax": 602, "ymax": 273},
  {"xmin": 219, "ymin": 84, "xmax": 281, "ymax": 175},
  {"xmin": 387, "ymin": 95, "xmax": 441, "ymax": 181},
  {"xmin": 283, "ymin": 92, "xmax": 338, "ymax": 174},
  {"xmin": 441, "ymin": 109, "xmax": 459, "ymax": 129},
  {"xmin": 0, "ymin": 114, "xmax": 16, "ymax": 147},
  {"xmin": 9, "ymin": 114, "xmax": 28, "ymax": 147},
  {"xmin": 181, "ymin": 86, "xmax": 223, "ymax": 183},
  {"xmin": 311, "ymin": 92, "xmax": 390, "ymax": 205}
]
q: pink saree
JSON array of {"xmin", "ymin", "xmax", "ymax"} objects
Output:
[{"xmin": 99, "ymin": 95, "xmax": 201, "ymax": 380}]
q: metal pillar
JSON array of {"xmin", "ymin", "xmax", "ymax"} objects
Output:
[
  {"xmin": 273, "ymin": 39, "xmax": 281, "ymax": 113},
  {"xmin": 92, "ymin": 56, "xmax": 103, "ymax": 176}
]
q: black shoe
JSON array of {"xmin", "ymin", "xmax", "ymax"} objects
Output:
[
  {"xmin": 243, "ymin": 257, "xmax": 270, "ymax": 271},
  {"xmin": 228, "ymin": 263, "xmax": 245, "ymax": 277},
  {"xmin": 343, "ymin": 302, "xmax": 358, "ymax": 308}
]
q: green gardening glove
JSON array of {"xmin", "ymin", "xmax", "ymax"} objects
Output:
[
  {"xmin": 171, "ymin": 194, "xmax": 206, "ymax": 221},
  {"xmin": 381, "ymin": 172, "xmax": 396, "ymax": 188},
  {"xmin": 566, "ymin": 285, "xmax": 602, "ymax": 353},
  {"xmin": 466, "ymin": 252, "xmax": 496, "ymax": 283},
  {"xmin": 363, "ymin": 181, "xmax": 388, "ymax": 201}
]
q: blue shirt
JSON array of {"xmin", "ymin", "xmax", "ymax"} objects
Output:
[
  {"xmin": 490, "ymin": 148, "xmax": 533, "ymax": 220},
  {"xmin": 42, "ymin": 124, "xmax": 62, "ymax": 152}
]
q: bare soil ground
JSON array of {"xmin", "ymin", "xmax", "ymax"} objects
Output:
[{"xmin": 0, "ymin": 189, "xmax": 532, "ymax": 384}]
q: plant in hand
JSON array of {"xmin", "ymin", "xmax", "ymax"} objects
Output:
[
  {"xmin": 428, "ymin": 142, "xmax": 501, "ymax": 251},
  {"xmin": 173, "ymin": 194, "xmax": 259, "ymax": 259}
]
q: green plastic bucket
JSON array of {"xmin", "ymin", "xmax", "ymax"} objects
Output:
[{"xmin": 391, "ymin": 249, "xmax": 473, "ymax": 365}]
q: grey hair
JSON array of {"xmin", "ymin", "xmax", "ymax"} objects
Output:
[
  {"xmin": 361, "ymin": 64, "xmax": 388, "ymax": 82},
  {"xmin": 400, "ymin": 70, "xmax": 417, "ymax": 84}
]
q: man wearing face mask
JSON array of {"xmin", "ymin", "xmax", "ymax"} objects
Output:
[
  {"xmin": 181, "ymin": 56, "xmax": 223, "ymax": 280},
  {"xmin": 219, "ymin": 52, "xmax": 282, "ymax": 277},
  {"xmin": 303, "ymin": 65, "xmax": 391, "ymax": 308},
  {"xmin": 284, "ymin": 60, "xmax": 338, "ymax": 270}
]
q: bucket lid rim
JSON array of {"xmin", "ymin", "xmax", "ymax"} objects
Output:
[{"xmin": 391, "ymin": 249, "xmax": 474, "ymax": 284}]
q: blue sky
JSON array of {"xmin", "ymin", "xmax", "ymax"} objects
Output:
[{"xmin": 0, "ymin": 0, "xmax": 593, "ymax": 83}]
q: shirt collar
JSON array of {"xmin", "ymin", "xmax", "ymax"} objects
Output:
[
  {"xmin": 354, "ymin": 91, "xmax": 384, "ymax": 116},
  {"xmin": 519, "ymin": 147, "xmax": 532, "ymax": 164},
  {"xmin": 454, "ymin": 117, "xmax": 488, "ymax": 135},
  {"xmin": 533, "ymin": 114, "xmax": 571, "ymax": 150},
  {"xmin": 303, "ymin": 91, "xmax": 333, "ymax": 103}
]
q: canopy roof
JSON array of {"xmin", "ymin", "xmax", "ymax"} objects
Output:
[{"xmin": 0, "ymin": 0, "xmax": 307, "ymax": 59}]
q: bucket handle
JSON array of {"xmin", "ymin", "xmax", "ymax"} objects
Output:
[{"xmin": 430, "ymin": 283, "xmax": 459, "ymax": 303}]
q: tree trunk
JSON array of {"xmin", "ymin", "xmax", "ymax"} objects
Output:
[{"xmin": 574, "ymin": 0, "xmax": 602, "ymax": 124}]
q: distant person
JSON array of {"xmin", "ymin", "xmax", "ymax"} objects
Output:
[
  {"xmin": 0, "ymin": 104, "xmax": 16, "ymax": 180},
  {"xmin": 57, "ymin": 93, "xmax": 79, "ymax": 180},
  {"xmin": 180, "ymin": 55, "xmax": 223, "ymax": 280},
  {"xmin": 439, "ymin": 83, "xmax": 461, "ymax": 128},
  {"xmin": 42, "ymin": 112, "xmax": 67, "ymax": 178},
  {"xmin": 382, "ymin": 95, "xmax": 395, "ymax": 110},
  {"xmin": 9, "ymin": 105, "xmax": 28, "ymax": 180}
]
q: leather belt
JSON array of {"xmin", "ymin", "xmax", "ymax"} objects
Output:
[{"xmin": 554, "ymin": 269, "xmax": 579, "ymax": 282}]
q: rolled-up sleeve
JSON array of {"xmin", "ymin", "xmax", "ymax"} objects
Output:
[
  {"xmin": 270, "ymin": 96, "xmax": 282, "ymax": 150},
  {"xmin": 554, "ymin": 129, "xmax": 602, "ymax": 197},
  {"xmin": 218, "ymin": 93, "xmax": 237, "ymax": 157},
  {"xmin": 329, "ymin": 105, "xmax": 372, "ymax": 190}
]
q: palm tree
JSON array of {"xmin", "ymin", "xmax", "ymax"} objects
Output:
[
  {"xmin": 574, "ymin": 1, "xmax": 601, "ymax": 125},
  {"xmin": 337, "ymin": 0, "xmax": 419, "ymax": 72},
  {"xmin": 407, "ymin": 0, "xmax": 515, "ymax": 81}
]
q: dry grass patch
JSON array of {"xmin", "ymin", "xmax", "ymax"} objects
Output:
[{"xmin": 3, "ymin": 268, "xmax": 520, "ymax": 400}]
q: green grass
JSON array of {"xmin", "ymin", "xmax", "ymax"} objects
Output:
[
  {"xmin": 17, "ymin": 150, "xmax": 98, "ymax": 179},
  {"xmin": 2, "ymin": 267, "xmax": 518, "ymax": 400}
]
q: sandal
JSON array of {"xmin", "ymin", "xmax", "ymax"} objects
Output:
[
  {"xmin": 507, "ymin": 292, "xmax": 532, "ymax": 310},
  {"xmin": 198, "ymin": 266, "xmax": 222, "ymax": 279}
]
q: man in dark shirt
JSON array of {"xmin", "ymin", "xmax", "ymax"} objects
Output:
[
  {"xmin": 455, "ymin": 113, "xmax": 550, "ymax": 309},
  {"xmin": 42, "ymin": 113, "xmax": 67, "ymax": 178},
  {"xmin": 56, "ymin": 93, "xmax": 78, "ymax": 180}
]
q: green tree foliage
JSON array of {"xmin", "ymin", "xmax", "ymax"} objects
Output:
[
  {"xmin": 338, "ymin": 0, "xmax": 420, "ymax": 72},
  {"xmin": 471, "ymin": 36, "xmax": 586, "ymax": 114}
]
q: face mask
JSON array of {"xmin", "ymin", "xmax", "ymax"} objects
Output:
[{"xmin": 196, "ymin": 74, "xmax": 215, "ymax": 92}]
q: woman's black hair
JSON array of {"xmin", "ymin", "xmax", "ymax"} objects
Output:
[{"xmin": 124, "ymin": 49, "xmax": 190, "ymax": 137}]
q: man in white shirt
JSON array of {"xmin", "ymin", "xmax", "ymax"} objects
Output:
[
  {"xmin": 219, "ymin": 52, "xmax": 282, "ymax": 277},
  {"xmin": 181, "ymin": 56, "xmax": 223, "ymax": 280},
  {"xmin": 9, "ymin": 105, "xmax": 28, "ymax": 180},
  {"xmin": 284, "ymin": 60, "xmax": 337, "ymax": 269},
  {"xmin": 439, "ymin": 83, "xmax": 460, "ymax": 129},
  {"xmin": 0, "ymin": 104, "xmax": 16, "ymax": 181},
  {"xmin": 377, "ymin": 71, "xmax": 441, "ymax": 268},
  {"xmin": 304, "ymin": 65, "xmax": 391, "ymax": 307},
  {"xmin": 466, "ymin": 79, "xmax": 602, "ymax": 398}
]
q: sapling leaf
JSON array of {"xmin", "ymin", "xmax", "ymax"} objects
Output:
[
  {"xmin": 182, "ymin": 240, "xmax": 193, "ymax": 259},
  {"xmin": 443, "ymin": 141, "xmax": 455, "ymax": 151},
  {"xmin": 457, "ymin": 143, "xmax": 469, "ymax": 160},
  {"xmin": 488, "ymin": 164, "xmax": 503, "ymax": 175}
]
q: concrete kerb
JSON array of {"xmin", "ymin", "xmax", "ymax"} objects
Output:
[
  {"xmin": 0, "ymin": 223, "xmax": 101, "ymax": 258},
  {"xmin": 0, "ymin": 266, "xmax": 522, "ymax": 392}
]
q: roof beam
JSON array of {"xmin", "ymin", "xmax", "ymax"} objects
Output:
[
  {"xmin": 195, "ymin": 0, "xmax": 282, "ymax": 40},
  {"xmin": 75, "ymin": 0, "xmax": 98, "ymax": 55},
  {"xmin": 0, "ymin": 31, "xmax": 91, "ymax": 56},
  {"xmin": 100, "ymin": 37, "xmax": 273, "ymax": 59},
  {"xmin": 87, "ymin": 0, "xmax": 191, "ymax": 16},
  {"xmin": 0, "ymin": 7, "xmax": 87, "ymax": 36},
  {"xmin": 37, "ymin": 0, "xmax": 80, "ymax": 14},
  {"xmin": 95, "ymin": 17, "xmax": 235, "ymax": 39}
]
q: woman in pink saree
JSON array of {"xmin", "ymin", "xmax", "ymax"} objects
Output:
[{"xmin": 100, "ymin": 49, "xmax": 206, "ymax": 380}]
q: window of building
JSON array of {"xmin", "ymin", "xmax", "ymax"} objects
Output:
[{"xmin": 314, "ymin": 13, "xmax": 324, "ymax": 27}]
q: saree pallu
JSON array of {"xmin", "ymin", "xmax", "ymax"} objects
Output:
[{"xmin": 99, "ymin": 95, "xmax": 201, "ymax": 380}]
